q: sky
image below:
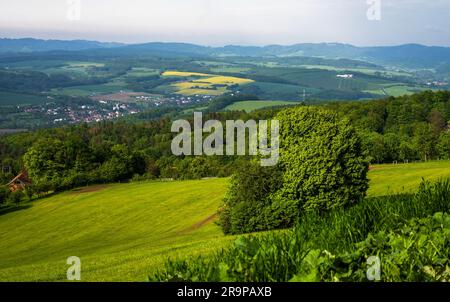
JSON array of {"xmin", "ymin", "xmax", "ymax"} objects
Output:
[{"xmin": 0, "ymin": 0, "xmax": 449, "ymax": 47}]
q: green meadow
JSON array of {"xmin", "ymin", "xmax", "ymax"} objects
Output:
[
  {"xmin": 225, "ymin": 100, "xmax": 299, "ymax": 112},
  {"xmin": 0, "ymin": 179, "xmax": 230, "ymax": 281},
  {"xmin": 0, "ymin": 161, "xmax": 450, "ymax": 281},
  {"xmin": 51, "ymin": 84, "xmax": 128, "ymax": 97},
  {"xmin": 367, "ymin": 160, "xmax": 450, "ymax": 196},
  {"xmin": 0, "ymin": 91, "xmax": 48, "ymax": 106},
  {"xmin": 364, "ymin": 84, "xmax": 434, "ymax": 97}
]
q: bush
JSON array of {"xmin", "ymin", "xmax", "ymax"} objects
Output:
[
  {"xmin": 23, "ymin": 186, "xmax": 34, "ymax": 201},
  {"xmin": 8, "ymin": 190, "xmax": 23, "ymax": 205},
  {"xmin": 30, "ymin": 182, "xmax": 54, "ymax": 197},
  {"xmin": 218, "ymin": 160, "xmax": 283, "ymax": 234},
  {"xmin": 0, "ymin": 186, "xmax": 10, "ymax": 204},
  {"xmin": 131, "ymin": 173, "xmax": 156, "ymax": 182}
]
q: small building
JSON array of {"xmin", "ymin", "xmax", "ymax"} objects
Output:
[
  {"xmin": 337, "ymin": 74, "xmax": 354, "ymax": 79},
  {"xmin": 7, "ymin": 171, "xmax": 32, "ymax": 192}
]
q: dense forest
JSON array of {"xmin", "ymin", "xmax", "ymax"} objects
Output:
[
  {"xmin": 0, "ymin": 91, "xmax": 449, "ymax": 195},
  {"xmin": 325, "ymin": 90, "xmax": 450, "ymax": 163}
]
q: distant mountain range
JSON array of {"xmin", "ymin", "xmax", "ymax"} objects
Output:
[
  {"xmin": 0, "ymin": 38, "xmax": 123, "ymax": 53},
  {"xmin": 1, "ymin": 38, "xmax": 450, "ymax": 69}
]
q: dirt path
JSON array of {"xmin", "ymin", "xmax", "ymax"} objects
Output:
[{"xmin": 178, "ymin": 213, "xmax": 218, "ymax": 235}]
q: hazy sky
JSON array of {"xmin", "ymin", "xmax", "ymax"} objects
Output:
[{"xmin": 0, "ymin": 0, "xmax": 449, "ymax": 46}]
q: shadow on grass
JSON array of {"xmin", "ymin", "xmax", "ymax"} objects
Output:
[
  {"xmin": 0, "ymin": 191, "xmax": 60, "ymax": 217},
  {"xmin": 0, "ymin": 204, "xmax": 32, "ymax": 217}
]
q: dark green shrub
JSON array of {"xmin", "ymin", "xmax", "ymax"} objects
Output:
[
  {"xmin": 31, "ymin": 182, "xmax": 53, "ymax": 196},
  {"xmin": 219, "ymin": 160, "xmax": 283, "ymax": 234},
  {"xmin": 0, "ymin": 186, "xmax": 10, "ymax": 204},
  {"xmin": 8, "ymin": 190, "xmax": 23, "ymax": 205},
  {"xmin": 24, "ymin": 185, "xmax": 34, "ymax": 201}
]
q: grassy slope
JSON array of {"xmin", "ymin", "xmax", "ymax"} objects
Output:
[
  {"xmin": 1, "ymin": 161, "xmax": 450, "ymax": 281},
  {"xmin": 0, "ymin": 179, "xmax": 230, "ymax": 281},
  {"xmin": 367, "ymin": 160, "xmax": 450, "ymax": 197},
  {"xmin": 225, "ymin": 100, "xmax": 299, "ymax": 112}
]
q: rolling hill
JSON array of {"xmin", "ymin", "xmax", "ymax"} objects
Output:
[
  {"xmin": 0, "ymin": 38, "xmax": 123, "ymax": 53},
  {"xmin": 0, "ymin": 161, "xmax": 449, "ymax": 281},
  {"xmin": 2, "ymin": 38, "xmax": 450, "ymax": 69},
  {"xmin": 0, "ymin": 178, "xmax": 231, "ymax": 281},
  {"xmin": 118, "ymin": 42, "xmax": 450, "ymax": 68}
]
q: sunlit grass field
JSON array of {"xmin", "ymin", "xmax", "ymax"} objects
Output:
[
  {"xmin": 0, "ymin": 179, "xmax": 231, "ymax": 281},
  {"xmin": 225, "ymin": 100, "xmax": 299, "ymax": 112},
  {"xmin": 367, "ymin": 160, "xmax": 450, "ymax": 196},
  {"xmin": 0, "ymin": 160, "xmax": 449, "ymax": 281}
]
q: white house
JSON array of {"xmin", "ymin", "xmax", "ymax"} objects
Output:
[{"xmin": 337, "ymin": 74, "xmax": 354, "ymax": 79}]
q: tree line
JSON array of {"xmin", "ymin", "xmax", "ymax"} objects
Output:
[
  {"xmin": 325, "ymin": 90, "xmax": 450, "ymax": 163},
  {"xmin": 0, "ymin": 90, "xmax": 448, "ymax": 197}
]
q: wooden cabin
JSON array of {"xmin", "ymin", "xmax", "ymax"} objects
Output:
[{"xmin": 7, "ymin": 171, "xmax": 32, "ymax": 192}]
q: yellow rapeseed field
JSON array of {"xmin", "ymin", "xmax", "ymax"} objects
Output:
[
  {"xmin": 193, "ymin": 76, "xmax": 254, "ymax": 85},
  {"xmin": 163, "ymin": 70, "xmax": 254, "ymax": 96}
]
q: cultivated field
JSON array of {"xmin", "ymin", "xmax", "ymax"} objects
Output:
[
  {"xmin": 162, "ymin": 70, "xmax": 254, "ymax": 96},
  {"xmin": 1, "ymin": 161, "xmax": 449, "ymax": 281}
]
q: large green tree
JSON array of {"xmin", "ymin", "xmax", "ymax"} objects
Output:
[
  {"xmin": 23, "ymin": 138, "xmax": 68, "ymax": 191},
  {"xmin": 277, "ymin": 107, "xmax": 369, "ymax": 212},
  {"xmin": 219, "ymin": 107, "xmax": 369, "ymax": 234}
]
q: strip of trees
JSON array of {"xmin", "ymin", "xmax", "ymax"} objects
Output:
[{"xmin": 0, "ymin": 91, "xmax": 448, "ymax": 197}]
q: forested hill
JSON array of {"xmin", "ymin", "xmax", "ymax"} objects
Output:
[
  {"xmin": 0, "ymin": 38, "xmax": 123, "ymax": 53},
  {"xmin": 0, "ymin": 91, "xmax": 449, "ymax": 191},
  {"xmin": 2, "ymin": 38, "xmax": 450, "ymax": 68}
]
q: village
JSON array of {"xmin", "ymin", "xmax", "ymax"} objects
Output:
[{"xmin": 1, "ymin": 93, "xmax": 213, "ymax": 129}]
